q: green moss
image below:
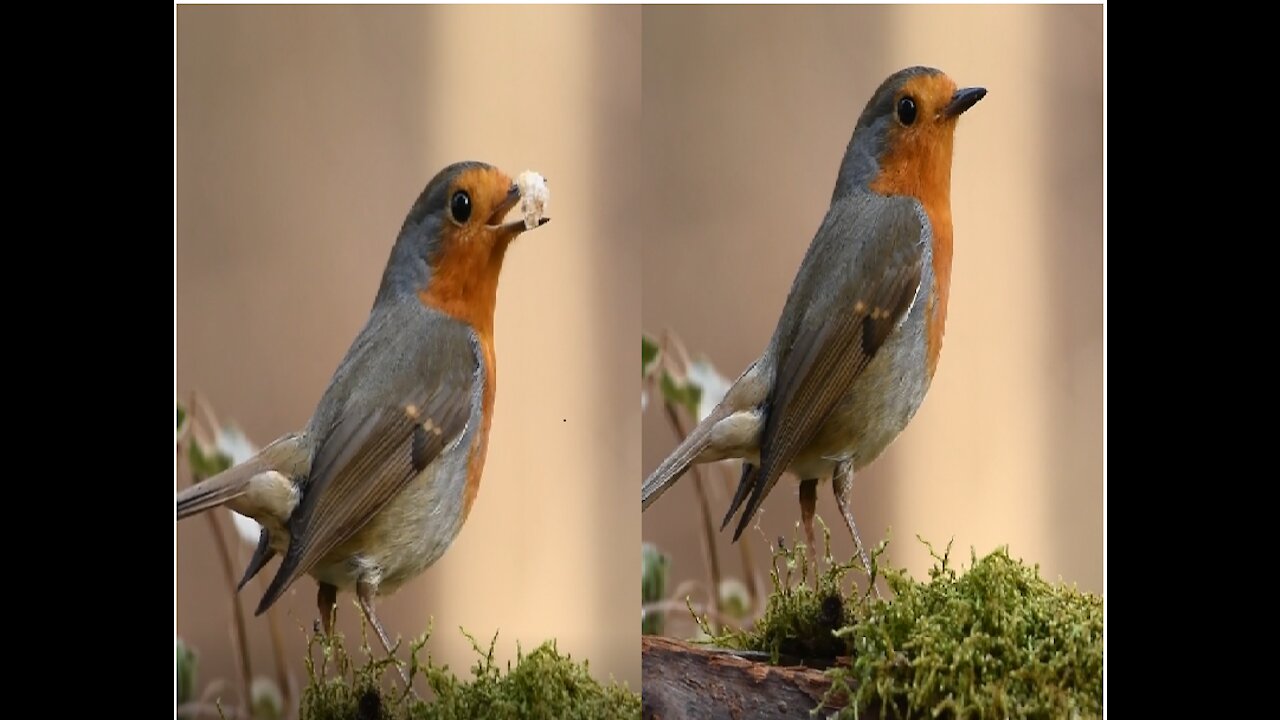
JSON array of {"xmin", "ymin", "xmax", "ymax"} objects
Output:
[
  {"xmin": 699, "ymin": 520, "xmax": 873, "ymax": 662},
  {"xmin": 300, "ymin": 624, "xmax": 640, "ymax": 720},
  {"xmin": 694, "ymin": 527, "xmax": 1104, "ymax": 719}
]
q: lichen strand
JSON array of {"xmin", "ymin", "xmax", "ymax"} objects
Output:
[
  {"xmin": 299, "ymin": 626, "xmax": 640, "ymax": 720},
  {"xmin": 700, "ymin": 528, "xmax": 1104, "ymax": 719}
]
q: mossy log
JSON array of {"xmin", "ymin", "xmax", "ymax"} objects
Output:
[{"xmin": 641, "ymin": 636, "xmax": 876, "ymax": 720}]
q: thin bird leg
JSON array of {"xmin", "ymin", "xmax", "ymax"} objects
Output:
[
  {"xmin": 799, "ymin": 478, "xmax": 819, "ymax": 557},
  {"xmin": 357, "ymin": 580, "xmax": 411, "ymax": 686},
  {"xmin": 833, "ymin": 462, "xmax": 882, "ymax": 600}
]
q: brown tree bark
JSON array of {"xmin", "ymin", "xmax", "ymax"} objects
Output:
[{"xmin": 642, "ymin": 636, "xmax": 877, "ymax": 720}]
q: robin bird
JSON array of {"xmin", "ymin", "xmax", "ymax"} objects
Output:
[
  {"xmin": 176, "ymin": 161, "xmax": 550, "ymax": 676},
  {"xmin": 641, "ymin": 67, "xmax": 985, "ymax": 573}
]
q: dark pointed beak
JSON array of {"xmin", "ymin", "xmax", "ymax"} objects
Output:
[
  {"xmin": 488, "ymin": 183, "xmax": 551, "ymax": 236},
  {"xmin": 943, "ymin": 87, "xmax": 987, "ymax": 119}
]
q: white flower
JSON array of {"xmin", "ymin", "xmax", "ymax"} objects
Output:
[
  {"xmin": 216, "ymin": 426, "xmax": 262, "ymax": 546},
  {"xmin": 215, "ymin": 426, "xmax": 257, "ymax": 466},
  {"xmin": 686, "ymin": 358, "xmax": 731, "ymax": 422},
  {"xmin": 229, "ymin": 511, "xmax": 262, "ymax": 547}
]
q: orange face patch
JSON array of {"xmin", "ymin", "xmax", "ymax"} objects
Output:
[
  {"xmin": 868, "ymin": 73, "xmax": 959, "ymax": 203},
  {"xmin": 418, "ymin": 166, "xmax": 518, "ymax": 339}
]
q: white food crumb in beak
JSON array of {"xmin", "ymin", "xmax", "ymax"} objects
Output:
[{"xmin": 516, "ymin": 170, "xmax": 549, "ymax": 230}]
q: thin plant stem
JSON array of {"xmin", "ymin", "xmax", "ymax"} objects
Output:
[
  {"xmin": 203, "ymin": 511, "xmax": 254, "ymax": 711},
  {"xmin": 177, "ymin": 701, "xmax": 249, "ymax": 719},
  {"xmin": 641, "ymin": 600, "xmax": 733, "ymax": 628},
  {"xmin": 184, "ymin": 393, "xmax": 253, "ymax": 714},
  {"xmin": 663, "ymin": 402, "xmax": 723, "ymax": 635},
  {"xmin": 266, "ymin": 606, "xmax": 291, "ymax": 712},
  {"xmin": 719, "ymin": 461, "xmax": 763, "ymax": 617}
]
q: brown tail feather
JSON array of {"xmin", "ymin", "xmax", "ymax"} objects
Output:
[
  {"xmin": 176, "ymin": 460, "xmax": 263, "ymax": 519},
  {"xmin": 641, "ymin": 411, "xmax": 723, "ymax": 510}
]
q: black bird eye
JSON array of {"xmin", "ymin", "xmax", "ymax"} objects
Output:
[
  {"xmin": 897, "ymin": 96, "xmax": 917, "ymax": 126},
  {"xmin": 450, "ymin": 191, "xmax": 471, "ymax": 223}
]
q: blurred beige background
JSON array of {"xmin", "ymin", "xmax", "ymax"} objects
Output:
[
  {"xmin": 641, "ymin": 5, "xmax": 1103, "ymax": 635},
  {"xmin": 175, "ymin": 4, "xmax": 641, "ymax": 700}
]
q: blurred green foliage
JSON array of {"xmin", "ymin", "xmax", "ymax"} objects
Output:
[
  {"xmin": 641, "ymin": 543, "xmax": 668, "ymax": 635},
  {"xmin": 176, "ymin": 638, "xmax": 198, "ymax": 707}
]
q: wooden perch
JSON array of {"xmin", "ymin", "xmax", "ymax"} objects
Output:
[{"xmin": 642, "ymin": 636, "xmax": 875, "ymax": 720}]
